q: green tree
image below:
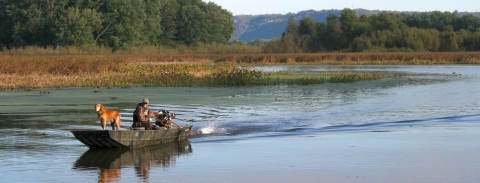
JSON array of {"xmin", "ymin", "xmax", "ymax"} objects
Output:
[
  {"xmin": 439, "ymin": 26, "xmax": 461, "ymax": 51},
  {"xmin": 298, "ymin": 17, "xmax": 316, "ymax": 52},
  {"xmin": 175, "ymin": 0, "xmax": 234, "ymax": 45},
  {"xmin": 298, "ymin": 17, "xmax": 317, "ymax": 37},
  {"xmin": 204, "ymin": 2, "xmax": 235, "ymax": 43},
  {"xmin": 313, "ymin": 22, "xmax": 328, "ymax": 51},
  {"xmin": 100, "ymin": 0, "xmax": 148, "ymax": 50},
  {"xmin": 143, "ymin": 0, "xmax": 164, "ymax": 45},
  {"xmin": 4, "ymin": 0, "xmax": 67, "ymax": 47},
  {"xmin": 177, "ymin": 4, "xmax": 205, "ymax": 45},
  {"xmin": 340, "ymin": 8, "xmax": 359, "ymax": 42},
  {"xmin": 325, "ymin": 14, "xmax": 347, "ymax": 50},
  {"xmin": 0, "ymin": 0, "xmax": 14, "ymax": 48},
  {"xmin": 456, "ymin": 14, "xmax": 480, "ymax": 32},
  {"xmin": 268, "ymin": 9, "xmax": 480, "ymax": 53},
  {"xmin": 55, "ymin": 7, "xmax": 101, "ymax": 48},
  {"xmin": 159, "ymin": 0, "xmax": 179, "ymax": 46},
  {"xmin": 218, "ymin": 5, "xmax": 236, "ymax": 43},
  {"xmin": 263, "ymin": 34, "xmax": 299, "ymax": 53},
  {"xmin": 286, "ymin": 16, "xmax": 298, "ymax": 35},
  {"xmin": 462, "ymin": 32, "xmax": 480, "ymax": 51},
  {"xmin": 376, "ymin": 12, "xmax": 400, "ymax": 31},
  {"xmin": 0, "ymin": 0, "xmax": 236, "ymax": 50},
  {"xmin": 350, "ymin": 35, "xmax": 372, "ymax": 52},
  {"xmin": 420, "ymin": 29, "xmax": 441, "ymax": 51}
]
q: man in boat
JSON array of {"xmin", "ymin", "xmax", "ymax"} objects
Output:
[{"xmin": 132, "ymin": 98, "xmax": 160, "ymax": 130}]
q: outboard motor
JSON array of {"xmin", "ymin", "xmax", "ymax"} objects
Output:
[{"xmin": 155, "ymin": 110, "xmax": 176, "ymax": 128}]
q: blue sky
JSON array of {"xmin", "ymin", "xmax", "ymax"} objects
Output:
[{"xmin": 203, "ymin": 0, "xmax": 478, "ymax": 15}]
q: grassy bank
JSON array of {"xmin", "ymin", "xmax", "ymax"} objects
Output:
[
  {"xmin": 88, "ymin": 52, "xmax": 480, "ymax": 65},
  {"xmin": 3, "ymin": 49, "xmax": 476, "ymax": 90},
  {"xmin": 0, "ymin": 54, "xmax": 391, "ymax": 91},
  {"xmin": 2, "ymin": 46, "xmax": 480, "ymax": 64},
  {"xmin": 215, "ymin": 52, "xmax": 480, "ymax": 65}
]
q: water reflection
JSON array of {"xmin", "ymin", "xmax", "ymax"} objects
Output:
[{"xmin": 73, "ymin": 140, "xmax": 192, "ymax": 182}]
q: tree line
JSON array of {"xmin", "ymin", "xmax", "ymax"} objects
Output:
[
  {"xmin": 264, "ymin": 9, "xmax": 480, "ymax": 53},
  {"xmin": 0, "ymin": 0, "xmax": 235, "ymax": 50}
]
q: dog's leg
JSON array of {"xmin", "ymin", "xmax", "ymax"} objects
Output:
[
  {"xmin": 101, "ymin": 119, "xmax": 107, "ymax": 130},
  {"xmin": 111, "ymin": 121, "xmax": 115, "ymax": 130},
  {"xmin": 116, "ymin": 117, "xmax": 121, "ymax": 130}
]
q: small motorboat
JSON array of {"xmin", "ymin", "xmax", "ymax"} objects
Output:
[{"xmin": 71, "ymin": 126, "xmax": 194, "ymax": 148}]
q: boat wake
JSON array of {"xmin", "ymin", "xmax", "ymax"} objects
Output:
[
  {"xmin": 189, "ymin": 113, "xmax": 480, "ymax": 143},
  {"xmin": 198, "ymin": 123, "xmax": 227, "ymax": 134}
]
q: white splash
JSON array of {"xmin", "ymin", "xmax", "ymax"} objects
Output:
[{"xmin": 199, "ymin": 123, "xmax": 226, "ymax": 134}]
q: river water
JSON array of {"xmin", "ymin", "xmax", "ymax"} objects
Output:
[{"xmin": 1, "ymin": 65, "xmax": 479, "ymax": 182}]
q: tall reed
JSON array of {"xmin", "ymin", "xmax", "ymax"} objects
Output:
[
  {"xmin": 8, "ymin": 50, "xmax": 462, "ymax": 90},
  {"xmin": 0, "ymin": 56, "xmax": 389, "ymax": 90}
]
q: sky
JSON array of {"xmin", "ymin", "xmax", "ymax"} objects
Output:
[{"xmin": 203, "ymin": 0, "xmax": 478, "ymax": 15}]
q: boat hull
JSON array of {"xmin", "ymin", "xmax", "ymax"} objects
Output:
[
  {"xmin": 74, "ymin": 140, "xmax": 192, "ymax": 170},
  {"xmin": 71, "ymin": 126, "xmax": 192, "ymax": 148}
]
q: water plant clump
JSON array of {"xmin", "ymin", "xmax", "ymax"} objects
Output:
[{"xmin": 327, "ymin": 71, "xmax": 384, "ymax": 83}]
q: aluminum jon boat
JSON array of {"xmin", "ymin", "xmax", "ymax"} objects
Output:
[{"xmin": 71, "ymin": 126, "xmax": 193, "ymax": 148}]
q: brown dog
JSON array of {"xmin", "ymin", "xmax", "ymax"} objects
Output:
[{"xmin": 95, "ymin": 104, "xmax": 121, "ymax": 130}]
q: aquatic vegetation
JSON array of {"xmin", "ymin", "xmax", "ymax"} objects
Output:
[
  {"xmin": 0, "ymin": 53, "xmax": 403, "ymax": 90},
  {"xmin": 215, "ymin": 52, "xmax": 480, "ymax": 65},
  {"xmin": 327, "ymin": 72, "xmax": 384, "ymax": 83}
]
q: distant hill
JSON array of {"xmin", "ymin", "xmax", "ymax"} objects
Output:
[{"xmin": 232, "ymin": 9, "xmax": 480, "ymax": 43}]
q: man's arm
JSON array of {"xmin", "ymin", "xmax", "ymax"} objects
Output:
[
  {"xmin": 138, "ymin": 107, "xmax": 150, "ymax": 122},
  {"xmin": 149, "ymin": 112, "xmax": 159, "ymax": 118}
]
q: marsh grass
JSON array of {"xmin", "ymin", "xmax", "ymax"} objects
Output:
[
  {"xmin": 4, "ymin": 46, "xmax": 479, "ymax": 64},
  {"xmin": 9, "ymin": 50, "xmax": 473, "ymax": 90},
  {"xmin": 0, "ymin": 55, "xmax": 389, "ymax": 90},
  {"xmin": 263, "ymin": 71, "xmax": 385, "ymax": 85},
  {"xmin": 215, "ymin": 52, "xmax": 480, "ymax": 64},
  {"xmin": 327, "ymin": 72, "xmax": 384, "ymax": 83},
  {"xmin": 0, "ymin": 44, "xmax": 262, "ymax": 56}
]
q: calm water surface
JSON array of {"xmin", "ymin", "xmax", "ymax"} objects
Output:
[{"xmin": 1, "ymin": 65, "xmax": 479, "ymax": 182}]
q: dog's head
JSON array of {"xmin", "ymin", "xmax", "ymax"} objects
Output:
[{"xmin": 95, "ymin": 104, "xmax": 103, "ymax": 112}]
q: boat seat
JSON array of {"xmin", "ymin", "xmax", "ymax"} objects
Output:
[{"xmin": 131, "ymin": 127, "xmax": 145, "ymax": 130}]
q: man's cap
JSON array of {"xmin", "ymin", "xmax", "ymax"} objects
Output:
[{"xmin": 142, "ymin": 98, "xmax": 149, "ymax": 104}]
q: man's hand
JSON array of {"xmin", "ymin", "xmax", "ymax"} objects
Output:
[{"xmin": 149, "ymin": 112, "xmax": 158, "ymax": 118}]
